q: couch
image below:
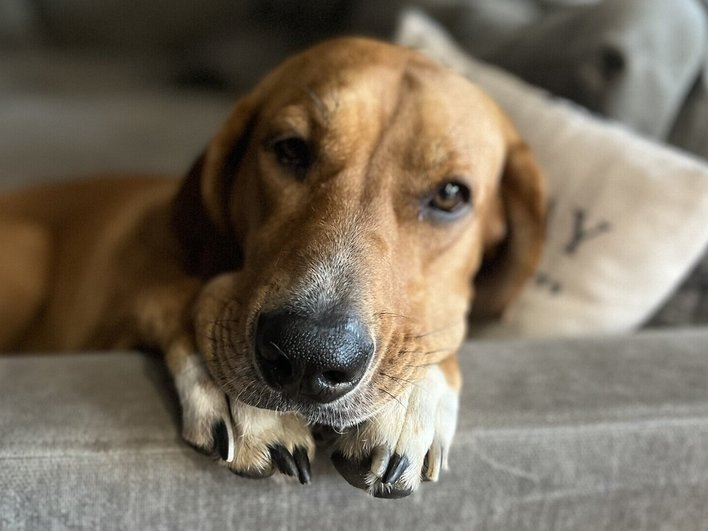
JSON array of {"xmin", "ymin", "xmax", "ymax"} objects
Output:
[
  {"xmin": 3, "ymin": 331, "xmax": 708, "ymax": 530},
  {"xmin": 2, "ymin": 2, "xmax": 708, "ymax": 530}
]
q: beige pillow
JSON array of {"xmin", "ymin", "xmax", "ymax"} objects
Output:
[{"xmin": 396, "ymin": 11, "xmax": 708, "ymax": 337}]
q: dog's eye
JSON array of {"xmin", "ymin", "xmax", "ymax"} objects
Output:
[
  {"xmin": 270, "ymin": 135, "xmax": 312, "ymax": 176},
  {"xmin": 426, "ymin": 181, "xmax": 472, "ymax": 219}
]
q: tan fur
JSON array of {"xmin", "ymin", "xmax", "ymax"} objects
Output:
[{"xmin": 0, "ymin": 38, "xmax": 544, "ymax": 489}]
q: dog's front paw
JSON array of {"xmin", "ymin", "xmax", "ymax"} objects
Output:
[
  {"xmin": 174, "ymin": 354, "xmax": 235, "ymax": 459},
  {"xmin": 227, "ymin": 402, "xmax": 314, "ymax": 484},
  {"xmin": 331, "ymin": 365, "xmax": 459, "ymax": 498},
  {"xmin": 175, "ymin": 354, "xmax": 314, "ymax": 483}
]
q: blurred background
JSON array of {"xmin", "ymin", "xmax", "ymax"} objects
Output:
[
  {"xmin": 0, "ymin": 0, "xmax": 708, "ymax": 181},
  {"xmin": 0, "ymin": 0, "xmax": 707, "ymax": 326}
]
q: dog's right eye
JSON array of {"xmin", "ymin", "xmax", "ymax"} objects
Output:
[{"xmin": 270, "ymin": 135, "xmax": 312, "ymax": 177}]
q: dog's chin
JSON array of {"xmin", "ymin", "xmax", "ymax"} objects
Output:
[{"xmin": 232, "ymin": 385, "xmax": 375, "ymax": 430}]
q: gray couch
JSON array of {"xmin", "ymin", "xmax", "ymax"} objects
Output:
[
  {"xmin": 2, "ymin": 2, "xmax": 708, "ymax": 530},
  {"xmin": 3, "ymin": 330, "xmax": 708, "ymax": 530}
]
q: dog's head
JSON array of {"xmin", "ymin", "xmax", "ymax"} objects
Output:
[{"xmin": 173, "ymin": 38, "xmax": 545, "ymax": 428}]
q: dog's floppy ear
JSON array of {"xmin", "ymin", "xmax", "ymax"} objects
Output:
[
  {"xmin": 172, "ymin": 95, "xmax": 259, "ymax": 277},
  {"xmin": 470, "ymin": 124, "xmax": 546, "ymax": 321}
]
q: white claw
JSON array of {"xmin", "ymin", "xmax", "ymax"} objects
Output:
[
  {"xmin": 425, "ymin": 445, "xmax": 441, "ymax": 482},
  {"xmin": 224, "ymin": 413, "xmax": 236, "ymax": 463}
]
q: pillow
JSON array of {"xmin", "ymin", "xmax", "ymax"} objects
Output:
[
  {"xmin": 396, "ymin": 10, "xmax": 708, "ymax": 338},
  {"xmin": 484, "ymin": 0, "xmax": 707, "ymax": 140}
]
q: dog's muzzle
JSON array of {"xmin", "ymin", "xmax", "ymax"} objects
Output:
[{"xmin": 255, "ymin": 309, "xmax": 374, "ymax": 403}]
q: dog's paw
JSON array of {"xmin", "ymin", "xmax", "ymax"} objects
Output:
[
  {"xmin": 174, "ymin": 354, "xmax": 235, "ymax": 458},
  {"xmin": 331, "ymin": 365, "xmax": 458, "ymax": 498},
  {"xmin": 226, "ymin": 402, "xmax": 315, "ymax": 484},
  {"xmin": 175, "ymin": 354, "xmax": 314, "ymax": 483}
]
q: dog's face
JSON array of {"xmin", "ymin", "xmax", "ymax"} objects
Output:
[{"xmin": 174, "ymin": 39, "xmax": 544, "ymax": 428}]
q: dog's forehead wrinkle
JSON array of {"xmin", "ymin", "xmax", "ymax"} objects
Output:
[
  {"xmin": 300, "ymin": 84, "xmax": 330, "ymax": 123},
  {"xmin": 293, "ymin": 58, "xmax": 413, "ymax": 138},
  {"xmin": 354, "ymin": 79, "xmax": 481, "ymax": 197}
]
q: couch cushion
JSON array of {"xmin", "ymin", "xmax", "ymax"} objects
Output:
[
  {"xmin": 486, "ymin": 0, "xmax": 707, "ymax": 140},
  {"xmin": 2, "ymin": 330, "xmax": 708, "ymax": 530}
]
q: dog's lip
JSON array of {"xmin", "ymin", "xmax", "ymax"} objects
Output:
[{"xmin": 234, "ymin": 383, "xmax": 372, "ymax": 428}]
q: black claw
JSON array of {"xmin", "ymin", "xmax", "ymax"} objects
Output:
[
  {"xmin": 211, "ymin": 420, "xmax": 230, "ymax": 461},
  {"xmin": 333, "ymin": 452, "xmax": 416, "ymax": 499},
  {"xmin": 382, "ymin": 453, "xmax": 409, "ymax": 486},
  {"xmin": 293, "ymin": 446, "xmax": 312, "ymax": 485},
  {"xmin": 331, "ymin": 452, "xmax": 371, "ymax": 490},
  {"xmin": 373, "ymin": 485, "xmax": 414, "ymax": 499},
  {"xmin": 269, "ymin": 445, "xmax": 298, "ymax": 478}
]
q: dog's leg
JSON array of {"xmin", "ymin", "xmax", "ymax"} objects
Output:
[
  {"xmin": 0, "ymin": 218, "xmax": 50, "ymax": 350},
  {"xmin": 332, "ymin": 355, "xmax": 461, "ymax": 498},
  {"xmin": 167, "ymin": 338, "xmax": 315, "ymax": 483},
  {"xmin": 165, "ymin": 337, "xmax": 236, "ymax": 458},
  {"xmin": 225, "ymin": 400, "xmax": 315, "ymax": 483},
  {"xmin": 165, "ymin": 330, "xmax": 314, "ymax": 483}
]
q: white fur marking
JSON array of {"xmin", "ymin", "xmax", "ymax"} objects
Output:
[
  {"xmin": 175, "ymin": 354, "xmax": 233, "ymax": 452},
  {"xmin": 335, "ymin": 364, "xmax": 459, "ymax": 493},
  {"xmin": 228, "ymin": 401, "xmax": 315, "ymax": 473},
  {"xmin": 174, "ymin": 354, "xmax": 314, "ymax": 473}
]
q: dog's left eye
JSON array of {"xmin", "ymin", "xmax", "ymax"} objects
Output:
[
  {"xmin": 270, "ymin": 135, "xmax": 312, "ymax": 176},
  {"xmin": 425, "ymin": 180, "xmax": 472, "ymax": 219}
]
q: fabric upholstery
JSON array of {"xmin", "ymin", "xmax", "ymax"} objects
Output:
[{"xmin": 3, "ymin": 330, "xmax": 708, "ymax": 530}]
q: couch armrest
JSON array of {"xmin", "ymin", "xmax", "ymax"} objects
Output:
[{"xmin": 2, "ymin": 329, "xmax": 708, "ymax": 530}]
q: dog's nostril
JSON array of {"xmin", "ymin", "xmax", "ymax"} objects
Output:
[
  {"xmin": 259, "ymin": 340, "xmax": 286, "ymax": 362},
  {"xmin": 269, "ymin": 353, "xmax": 293, "ymax": 381},
  {"xmin": 255, "ymin": 336, "xmax": 296, "ymax": 390},
  {"xmin": 322, "ymin": 370, "xmax": 349, "ymax": 385}
]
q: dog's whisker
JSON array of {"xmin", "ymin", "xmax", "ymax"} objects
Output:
[
  {"xmin": 399, "ymin": 346, "xmax": 456, "ymax": 357},
  {"xmin": 269, "ymin": 341, "xmax": 291, "ymax": 360},
  {"xmin": 402, "ymin": 361, "xmax": 446, "ymax": 370},
  {"xmin": 379, "ymin": 371, "xmax": 413, "ymax": 384},
  {"xmin": 411, "ymin": 322, "xmax": 464, "ymax": 340},
  {"xmin": 374, "ymin": 312, "xmax": 415, "ymax": 320},
  {"xmin": 376, "ymin": 387, "xmax": 407, "ymax": 412},
  {"xmin": 379, "ymin": 371, "xmax": 423, "ymax": 391}
]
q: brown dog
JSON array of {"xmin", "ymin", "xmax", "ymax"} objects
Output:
[{"xmin": 0, "ymin": 38, "xmax": 544, "ymax": 497}]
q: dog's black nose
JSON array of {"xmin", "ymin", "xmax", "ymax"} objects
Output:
[{"xmin": 255, "ymin": 309, "xmax": 374, "ymax": 403}]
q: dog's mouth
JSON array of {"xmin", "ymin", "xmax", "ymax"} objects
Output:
[
  {"xmin": 203, "ymin": 337, "xmax": 377, "ymax": 429},
  {"xmin": 200, "ymin": 289, "xmax": 412, "ymax": 429},
  {"xmin": 209, "ymin": 337, "xmax": 381, "ymax": 429},
  {"xmin": 224, "ymin": 373, "xmax": 380, "ymax": 429},
  {"xmin": 206, "ymin": 301, "xmax": 383, "ymax": 428}
]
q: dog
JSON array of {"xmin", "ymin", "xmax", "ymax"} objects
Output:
[{"xmin": 0, "ymin": 38, "xmax": 545, "ymax": 498}]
